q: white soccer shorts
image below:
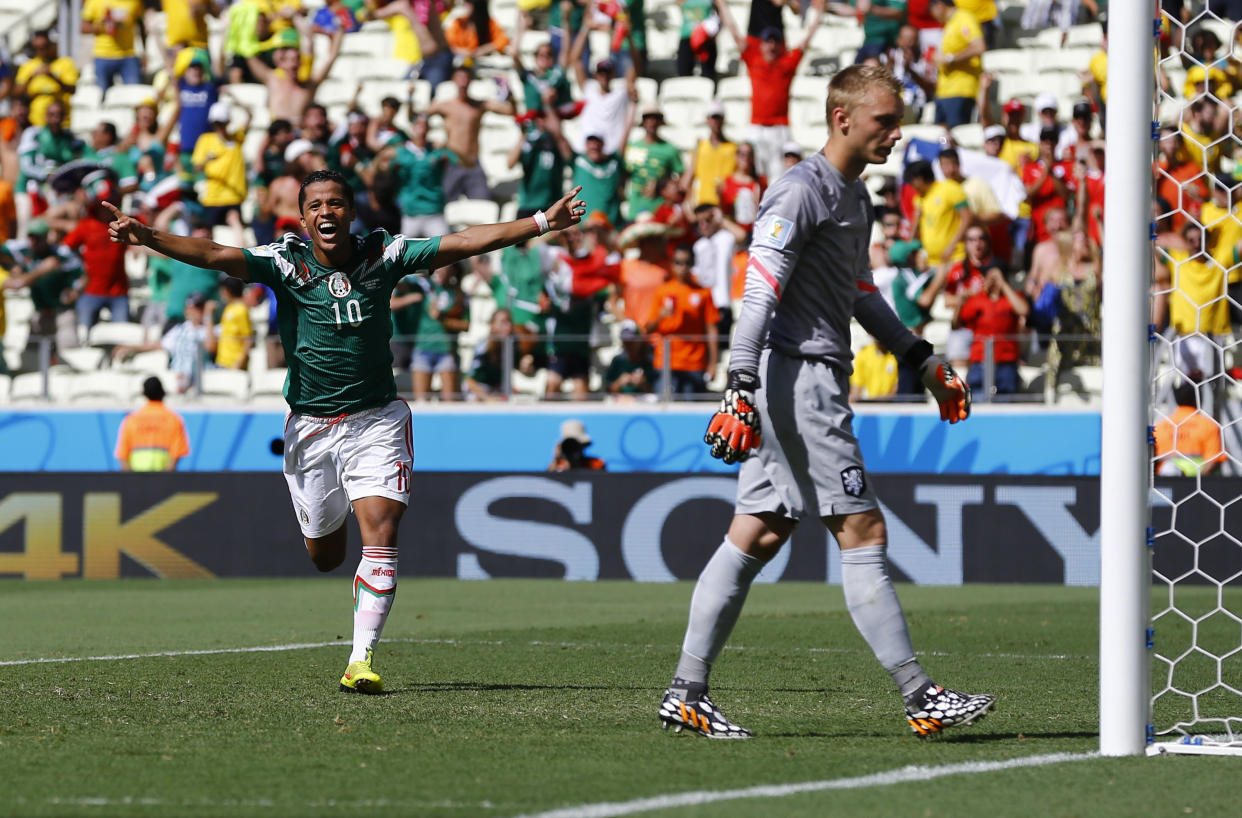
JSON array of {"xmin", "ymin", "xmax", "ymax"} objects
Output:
[{"xmin": 282, "ymin": 400, "xmax": 414, "ymax": 538}]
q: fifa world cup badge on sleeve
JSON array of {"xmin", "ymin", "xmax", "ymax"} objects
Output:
[{"xmin": 760, "ymin": 215, "xmax": 793, "ymax": 249}]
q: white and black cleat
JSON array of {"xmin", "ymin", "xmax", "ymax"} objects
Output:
[
  {"xmin": 905, "ymin": 681, "xmax": 996, "ymax": 737},
  {"xmin": 659, "ymin": 688, "xmax": 753, "ymax": 739}
]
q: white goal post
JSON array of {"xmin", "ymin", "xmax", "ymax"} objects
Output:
[
  {"xmin": 1099, "ymin": 0, "xmax": 1154, "ymax": 759},
  {"xmin": 1101, "ymin": 1, "xmax": 1242, "ymax": 758}
]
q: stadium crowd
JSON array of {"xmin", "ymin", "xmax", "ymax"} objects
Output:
[{"xmin": 0, "ymin": 0, "xmax": 1235, "ymax": 422}]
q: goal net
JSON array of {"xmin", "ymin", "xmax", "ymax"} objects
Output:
[{"xmin": 1148, "ymin": 2, "xmax": 1242, "ymax": 756}]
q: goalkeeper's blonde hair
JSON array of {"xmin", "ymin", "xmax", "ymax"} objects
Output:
[{"xmin": 826, "ymin": 64, "xmax": 904, "ymax": 132}]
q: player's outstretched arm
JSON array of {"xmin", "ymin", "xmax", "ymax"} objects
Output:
[
  {"xmin": 103, "ymin": 202, "xmax": 250, "ymax": 280},
  {"xmin": 431, "ymin": 186, "xmax": 587, "ymax": 268}
]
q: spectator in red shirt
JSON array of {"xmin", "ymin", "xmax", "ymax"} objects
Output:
[
  {"xmin": 930, "ymin": 223, "xmax": 1003, "ymax": 371},
  {"xmin": 63, "ymin": 189, "xmax": 130, "ymax": 328},
  {"xmin": 715, "ymin": 0, "xmax": 823, "ymax": 183},
  {"xmin": 1022, "ymin": 127, "xmax": 1073, "ymax": 247},
  {"xmin": 1075, "ymin": 142, "xmax": 1105, "ymax": 248},
  {"xmin": 952, "ymin": 265, "xmax": 1028, "ymax": 396},
  {"xmin": 719, "ymin": 141, "xmax": 765, "ymax": 240}
]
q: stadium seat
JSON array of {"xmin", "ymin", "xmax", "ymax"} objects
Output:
[
  {"xmin": 952, "ymin": 123, "xmax": 984, "ymax": 150},
  {"xmin": 119, "ymin": 349, "xmax": 171, "ymax": 374},
  {"xmin": 101, "ymin": 83, "xmax": 158, "ymax": 109},
  {"xmin": 250, "ymin": 367, "xmax": 289, "ymax": 401},
  {"xmin": 446, "ymin": 199, "xmax": 500, "ymax": 229},
  {"xmin": 66, "ymin": 371, "xmax": 137, "ymax": 403},
  {"xmin": 200, "ymin": 369, "xmax": 251, "ymax": 401},
  {"xmin": 88, "ymin": 322, "xmax": 149, "ymax": 349},
  {"xmin": 59, "ymin": 347, "xmax": 106, "ymax": 372},
  {"xmin": 982, "ymin": 49, "xmax": 1033, "ymax": 76},
  {"xmin": 9, "ymin": 367, "xmax": 72, "ymax": 402}
]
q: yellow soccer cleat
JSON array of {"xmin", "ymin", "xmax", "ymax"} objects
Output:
[{"xmin": 339, "ymin": 647, "xmax": 383, "ymax": 694}]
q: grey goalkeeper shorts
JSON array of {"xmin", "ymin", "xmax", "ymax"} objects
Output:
[{"xmin": 735, "ymin": 348, "xmax": 878, "ymax": 521}]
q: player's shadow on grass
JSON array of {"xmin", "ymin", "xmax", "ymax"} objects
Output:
[
  {"xmin": 381, "ymin": 681, "xmax": 648, "ymax": 694},
  {"xmin": 764, "ymin": 729, "xmax": 1097, "ymax": 741}
]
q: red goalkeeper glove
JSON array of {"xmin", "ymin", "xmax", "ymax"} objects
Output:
[
  {"xmin": 919, "ymin": 354, "xmax": 972, "ymax": 423},
  {"xmin": 704, "ymin": 370, "xmax": 762, "ymax": 464}
]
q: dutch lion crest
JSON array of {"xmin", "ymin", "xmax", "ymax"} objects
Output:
[{"xmin": 840, "ymin": 466, "xmax": 866, "ymax": 498}]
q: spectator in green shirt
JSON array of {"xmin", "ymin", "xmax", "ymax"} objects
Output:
[
  {"xmin": 386, "ymin": 113, "xmax": 450, "ymax": 238},
  {"xmin": 604, "ymin": 319, "xmax": 656, "ymax": 399},
  {"xmin": 573, "ymin": 133, "xmax": 626, "ymax": 229},
  {"xmin": 464, "ymin": 308, "xmax": 516, "ymax": 401},
  {"xmin": 510, "ymin": 111, "xmax": 568, "ymax": 217},
  {"xmin": 828, "ymin": 1, "xmax": 908, "ymax": 61},
  {"xmin": 83, "ymin": 121, "xmax": 139, "ymax": 195},
  {"xmin": 413, "ymin": 262, "xmax": 470, "ymax": 401},
  {"xmin": 625, "ymin": 105, "xmax": 684, "ymax": 220},
  {"xmin": 390, "ymin": 272, "xmax": 428, "ymax": 371}
]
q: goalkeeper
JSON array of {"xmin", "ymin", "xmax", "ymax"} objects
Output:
[{"xmin": 660, "ymin": 64, "xmax": 994, "ymax": 740}]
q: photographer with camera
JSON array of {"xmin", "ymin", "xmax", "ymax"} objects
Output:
[{"xmin": 547, "ymin": 419, "xmax": 606, "ymax": 472}]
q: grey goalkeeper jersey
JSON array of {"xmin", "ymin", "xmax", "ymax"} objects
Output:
[{"xmin": 730, "ymin": 151, "xmax": 916, "ymax": 375}]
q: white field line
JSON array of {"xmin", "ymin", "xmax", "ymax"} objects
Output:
[
  {"xmin": 510, "ymin": 752, "xmax": 1100, "ymax": 818},
  {"xmin": 0, "ymin": 638, "xmax": 1088, "ymax": 667}
]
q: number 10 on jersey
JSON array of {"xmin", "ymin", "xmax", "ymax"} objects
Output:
[{"xmin": 333, "ymin": 299, "xmax": 363, "ymax": 327}]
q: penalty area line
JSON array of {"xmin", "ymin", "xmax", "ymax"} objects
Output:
[{"xmin": 510, "ymin": 751, "xmax": 1099, "ymax": 818}]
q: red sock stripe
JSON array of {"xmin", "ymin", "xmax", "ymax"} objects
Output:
[
  {"xmin": 354, "ymin": 574, "xmax": 396, "ymax": 597},
  {"xmin": 361, "ymin": 547, "xmax": 398, "ymax": 561}
]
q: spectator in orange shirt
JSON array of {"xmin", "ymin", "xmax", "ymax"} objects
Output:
[
  {"xmin": 115, "ymin": 377, "xmax": 190, "ymax": 472},
  {"xmin": 644, "ymin": 243, "xmax": 719, "ymax": 395},
  {"xmin": 444, "ymin": 0, "xmax": 511, "ymax": 61},
  {"xmin": 617, "ymin": 218, "xmax": 672, "ymax": 325},
  {"xmin": 1154, "ymin": 379, "xmax": 1225, "ymax": 476}
]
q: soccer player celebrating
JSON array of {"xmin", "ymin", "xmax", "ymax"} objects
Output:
[
  {"xmin": 661, "ymin": 65, "xmax": 995, "ymax": 739},
  {"xmin": 102, "ymin": 171, "xmax": 587, "ymax": 693}
]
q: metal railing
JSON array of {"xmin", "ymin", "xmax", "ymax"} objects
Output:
[{"xmin": 8, "ymin": 330, "xmax": 1120, "ymax": 405}]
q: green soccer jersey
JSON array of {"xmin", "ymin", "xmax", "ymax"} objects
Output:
[
  {"xmin": 243, "ymin": 230, "xmax": 441, "ymax": 415},
  {"xmin": 624, "ymin": 138, "xmax": 683, "ymax": 218},
  {"xmin": 572, "ymin": 152, "xmax": 623, "ymax": 227},
  {"xmin": 391, "ymin": 144, "xmax": 448, "ymax": 217}
]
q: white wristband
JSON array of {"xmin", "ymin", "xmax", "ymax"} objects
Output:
[{"xmin": 533, "ymin": 210, "xmax": 550, "ymax": 235}]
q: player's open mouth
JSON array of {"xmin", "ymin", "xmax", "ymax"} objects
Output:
[{"xmin": 318, "ymin": 222, "xmax": 340, "ymax": 239}]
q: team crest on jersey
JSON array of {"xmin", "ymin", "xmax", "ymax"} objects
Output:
[
  {"xmin": 841, "ymin": 466, "xmax": 866, "ymax": 498},
  {"xmin": 327, "ymin": 271, "xmax": 352, "ymax": 298},
  {"xmin": 763, "ymin": 216, "xmax": 794, "ymax": 249}
]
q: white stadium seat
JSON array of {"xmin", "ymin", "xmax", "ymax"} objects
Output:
[{"xmin": 445, "ymin": 199, "xmax": 501, "ymax": 229}]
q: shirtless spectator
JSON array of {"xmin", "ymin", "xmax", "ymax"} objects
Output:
[
  {"xmin": 247, "ymin": 28, "xmax": 344, "ymax": 125},
  {"xmin": 426, "ymin": 64, "xmax": 516, "ymax": 202},
  {"xmin": 266, "ymin": 138, "xmax": 329, "ymax": 237},
  {"xmin": 1024, "ymin": 206, "xmax": 1071, "ymax": 301}
]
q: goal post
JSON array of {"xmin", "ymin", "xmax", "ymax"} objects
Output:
[{"xmin": 1098, "ymin": 0, "xmax": 1155, "ymax": 759}]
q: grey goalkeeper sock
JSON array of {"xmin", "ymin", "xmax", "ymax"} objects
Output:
[
  {"xmin": 840, "ymin": 545, "xmax": 931, "ymax": 699},
  {"xmin": 674, "ymin": 538, "xmax": 765, "ymax": 686}
]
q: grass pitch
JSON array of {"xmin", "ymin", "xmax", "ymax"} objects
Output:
[{"xmin": 0, "ymin": 580, "xmax": 1236, "ymax": 817}]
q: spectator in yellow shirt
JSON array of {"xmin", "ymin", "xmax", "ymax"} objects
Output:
[
  {"xmin": 214, "ymin": 275, "xmax": 254, "ymax": 369},
  {"xmin": 163, "ymin": 0, "xmax": 214, "ymax": 65},
  {"xmin": 850, "ymin": 338, "xmax": 899, "ymax": 401},
  {"xmin": 81, "ymin": 0, "xmax": 147, "ymax": 91},
  {"xmin": 906, "ymin": 159, "xmax": 973, "ymax": 266},
  {"xmin": 952, "ymin": 0, "xmax": 998, "ymax": 48},
  {"xmin": 930, "ymin": 0, "xmax": 985, "ymax": 127},
  {"xmin": 191, "ymin": 100, "xmax": 251, "ymax": 245},
  {"xmin": 13, "ymin": 30, "xmax": 78, "ymax": 127}
]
